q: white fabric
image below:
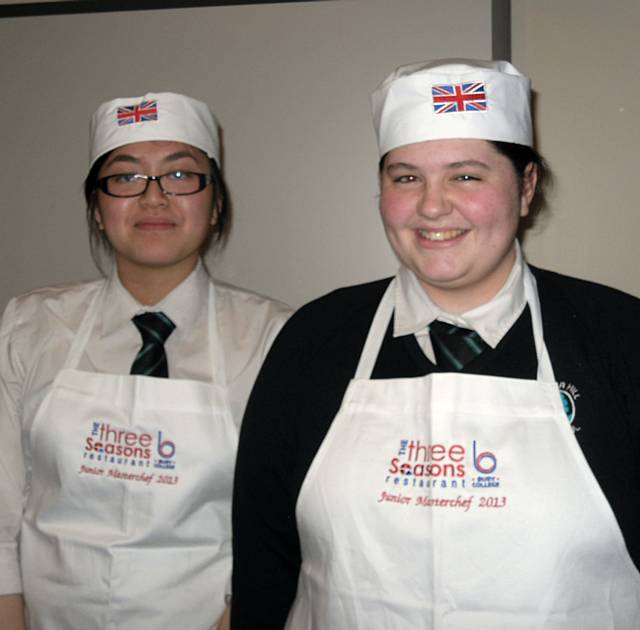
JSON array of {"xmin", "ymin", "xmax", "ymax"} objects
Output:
[
  {"xmin": 394, "ymin": 244, "xmax": 527, "ymax": 362},
  {"xmin": 371, "ymin": 59, "xmax": 532, "ymax": 156},
  {"xmin": 90, "ymin": 92, "xmax": 220, "ymax": 168},
  {"xmin": 0, "ymin": 264, "xmax": 290, "ymax": 601},
  {"xmin": 286, "ymin": 269, "xmax": 640, "ymax": 629},
  {"xmin": 21, "ymin": 283, "xmax": 233, "ymax": 629}
]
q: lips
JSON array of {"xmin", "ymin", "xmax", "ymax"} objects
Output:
[
  {"xmin": 135, "ymin": 219, "xmax": 175, "ymax": 230},
  {"xmin": 417, "ymin": 228, "xmax": 469, "ymax": 242}
]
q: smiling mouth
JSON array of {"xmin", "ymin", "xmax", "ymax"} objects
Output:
[
  {"xmin": 136, "ymin": 220, "xmax": 175, "ymax": 229},
  {"xmin": 417, "ymin": 228, "xmax": 468, "ymax": 241}
]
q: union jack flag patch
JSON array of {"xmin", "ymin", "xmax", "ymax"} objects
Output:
[
  {"xmin": 432, "ymin": 82, "xmax": 487, "ymax": 114},
  {"xmin": 116, "ymin": 100, "xmax": 158, "ymax": 126}
]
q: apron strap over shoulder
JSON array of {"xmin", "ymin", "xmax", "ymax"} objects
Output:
[
  {"xmin": 355, "ymin": 267, "xmax": 556, "ymax": 383},
  {"xmin": 354, "ymin": 281, "xmax": 396, "ymax": 380}
]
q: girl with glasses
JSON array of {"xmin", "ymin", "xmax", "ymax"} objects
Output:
[{"xmin": 0, "ymin": 92, "xmax": 290, "ymax": 630}]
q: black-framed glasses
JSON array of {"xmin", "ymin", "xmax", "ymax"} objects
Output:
[{"xmin": 96, "ymin": 171, "xmax": 213, "ymax": 198}]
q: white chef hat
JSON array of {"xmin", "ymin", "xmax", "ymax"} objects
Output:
[
  {"xmin": 89, "ymin": 92, "xmax": 220, "ymax": 168},
  {"xmin": 371, "ymin": 59, "xmax": 532, "ymax": 156}
]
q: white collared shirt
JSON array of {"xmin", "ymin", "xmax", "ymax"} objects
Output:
[
  {"xmin": 84, "ymin": 262, "xmax": 226, "ymax": 383},
  {"xmin": 393, "ymin": 243, "xmax": 528, "ymax": 363},
  {"xmin": 0, "ymin": 263, "xmax": 291, "ymax": 594}
]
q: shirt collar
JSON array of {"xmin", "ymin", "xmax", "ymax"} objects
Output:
[
  {"xmin": 393, "ymin": 243, "xmax": 527, "ymax": 349},
  {"xmin": 101, "ymin": 261, "xmax": 210, "ymax": 337}
]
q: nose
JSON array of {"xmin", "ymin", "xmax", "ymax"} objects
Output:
[
  {"xmin": 417, "ymin": 181, "xmax": 451, "ymax": 219},
  {"xmin": 140, "ymin": 177, "xmax": 168, "ymax": 207}
]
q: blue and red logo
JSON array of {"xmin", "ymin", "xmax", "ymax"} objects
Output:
[
  {"xmin": 384, "ymin": 438, "xmax": 499, "ymax": 490},
  {"xmin": 83, "ymin": 422, "xmax": 177, "ymax": 469},
  {"xmin": 116, "ymin": 100, "xmax": 158, "ymax": 126},
  {"xmin": 473, "ymin": 439, "xmax": 497, "ymax": 474},
  {"xmin": 432, "ymin": 82, "xmax": 487, "ymax": 114}
]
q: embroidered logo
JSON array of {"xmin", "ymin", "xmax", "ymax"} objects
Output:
[
  {"xmin": 116, "ymin": 99, "xmax": 158, "ymax": 126},
  {"xmin": 379, "ymin": 438, "xmax": 505, "ymax": 512},
  {"xmin": 386, "ymin": 438, "xmax": 500, "ymax": 489},
  {"xmin": 78, "ymin": 422, "xmax": 180, "ymax": 486},
  {"xmin": 558, "ymin": 381, "xmax": 581, "ymax": 430},
  {"xmin": 82, "ymin": 421, "xmax": 177, "ymax": 469},
  {"xmin": 432, "ymin": 82, "xmax": 487, "ymax": 114}
]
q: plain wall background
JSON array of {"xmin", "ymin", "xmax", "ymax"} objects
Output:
[
  {"xmin": 1, "ymin": 0, "xmax": 638, "ymax": 313},
  {"xmin": 512, "ymin": 0, "xmax": 640, "ymax": 296},
  {"xmin": 0, "ymin": 0, "xmax": 495, "ymax": 310}
]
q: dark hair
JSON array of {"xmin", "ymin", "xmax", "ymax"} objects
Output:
[
  {"xmin": 378, "ymin": 140, "xmax": 552, "ymax": 237},
  {"xmin": 489, "ymin": 141, "xmax": 551, "ymax": 235},
  {"xmin": 83, "ymin": 152, "xmax": 231, "ymax": 275}
]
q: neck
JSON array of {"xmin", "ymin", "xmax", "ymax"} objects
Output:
[
  {"xmin": 115, "ymin": 258, "xmax": 198, "ymax": 306},
  {"xmin": 423, "ymin": 249, "xmax": 517, "ymax": 315},
  {"xmin": 425, "ymin": 284, "xmax": 498, "ymax": 314}
]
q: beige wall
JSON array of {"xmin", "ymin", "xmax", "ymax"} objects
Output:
[
  {"xmin": 512, "ymin": 0, "xmax": 640, "ymax": 296},
  {"xmin": 2, "ymin": 2, "xmax": 638, "ymax": 312},
  {"xmin": 0, "ymin": 0, "xmax": 495, "ymax": 311}
]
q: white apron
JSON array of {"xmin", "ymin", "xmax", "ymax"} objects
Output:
[
  {"xmin": 286, "ymin": 268, "xmax": 640, "ymax": 630},
  {"xmin": 20, "ymin": 282, "xmax": 237, "ymax": 630}
]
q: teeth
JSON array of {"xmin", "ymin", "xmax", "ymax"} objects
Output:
[{"xmin": 418, "ymin": 229, "xmax": 467, "ymax": 241}]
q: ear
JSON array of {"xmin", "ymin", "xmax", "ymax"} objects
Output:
[
  {"xmin": 519, "ymin": 162, "xmax": 538, "ymax": 218},
  {"xmin": 94, "ymin": 207, "xmax": 104, "ymax": 230},
  {"xmin": 210, "ymin": 197, "xmax": 220, "ymax": 227}
]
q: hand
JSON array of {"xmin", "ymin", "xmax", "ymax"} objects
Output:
[
  {"xmin": 0, "ymin": 594, "xmax": 27, "ymax": 630},
  {"xmin": 216, "ymin": 603, "xmax": 231, "ymax": 630}
]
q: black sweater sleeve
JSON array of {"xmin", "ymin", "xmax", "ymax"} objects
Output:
[
  {"xmin": 533, "ymin": 267, "xmax": 640, "ymax": 567},
  {"xmin": 231, "ymin": 280, "xmax": 390, "ymax": 629},
  {"xmin": 231, "ymin": 311, "xmax": 305, "ymax": 629}
]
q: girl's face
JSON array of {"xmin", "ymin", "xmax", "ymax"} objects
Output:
[
  {"xmin": 379, "ymin": 138, "xmax": 536, "ymax": 312},
  {"xmin": 95, "ymin": 141, "xmax": 216, "ymax": 281}
]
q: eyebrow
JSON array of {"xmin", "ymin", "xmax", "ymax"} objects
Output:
[
  {"xmin": 104, "ymin": 150, "xmax": 200, "ymax": 169},
  {"xmin": 162, "ymin": 150, "xmax": 200, "ymax": 163},
  {"xmin": 385, "ymin": 159, "xmax": 490, "ymax": 173},
  {"xmin": 385, "ymin": 162, "xmax": 420, "ymax": 173},
  {"xmin": 104, "ymin": 154, "xmax": 139, "ymax": 168},
  {"xmin": 446, "ymin": 159, "xmax": 490, "ymax": 170}
]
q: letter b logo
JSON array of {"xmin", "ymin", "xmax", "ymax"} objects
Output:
[
  {"xmin": 157, "ymin": 431, "xmax": 176, "ymax": 459},
  {"xmin": 473, "ymin": 440, "xmax": 497, "ymax": 474}
]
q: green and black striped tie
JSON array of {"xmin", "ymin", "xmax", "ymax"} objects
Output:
[
  {"xmin": 130, "ymin": 312, "xmax": 175, "ymax": 378},
  {"xmin": 429, "ymin": 320, "xmax": 489, "ymax": 371}
]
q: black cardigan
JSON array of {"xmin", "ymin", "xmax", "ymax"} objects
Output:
[{"xmin": 232, "ymin": 266, "xmax": 640, "ymax": 629}]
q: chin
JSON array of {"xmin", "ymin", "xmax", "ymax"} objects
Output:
[
  {"xmin": 124, "ymin": 255, "xmax": 184, "ymax": 270},
  {"xmin": 413, "ymin": 265, "xmax": 467, "ymax": 288}
]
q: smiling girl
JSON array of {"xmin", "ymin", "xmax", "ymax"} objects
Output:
[
  {"xmin": 0, "ymin": 92, "xmax": 290, "ymax": 630},
  {"xmin": 232, "ymin": 60, "xmax": 640, "ymax": 629}
]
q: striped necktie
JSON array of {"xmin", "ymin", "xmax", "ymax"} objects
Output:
[
  {"xmin": 429, "ymin": 320, "xmax": 489, "ymax": 371},
  {"xmin": 130, "ymin": 312, "xmax": 176, "ymax": 378}
]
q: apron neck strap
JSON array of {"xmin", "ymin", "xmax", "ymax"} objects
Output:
[
  {"xmin": 64, "ymin": 285, "xmax": 104, "ymax": 370},
  {"xmin": 522, "ymin": 265, "xmax": 555, "ymax": 382},
  {"xmin": 354, "ymin": 268, "xmax": 556, "ymax": 382},
  {"xmin": 63, "ymin": 280, "xmax": 224, "ymax": 383},
  {"xmin": 354, "ymin": 280, "xmax": 396, "ymax": 380}
]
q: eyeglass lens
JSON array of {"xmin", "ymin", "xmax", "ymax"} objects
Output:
[{"xmin": 103, "ymin": 172, "xmax": 207, "ymax": 196}]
